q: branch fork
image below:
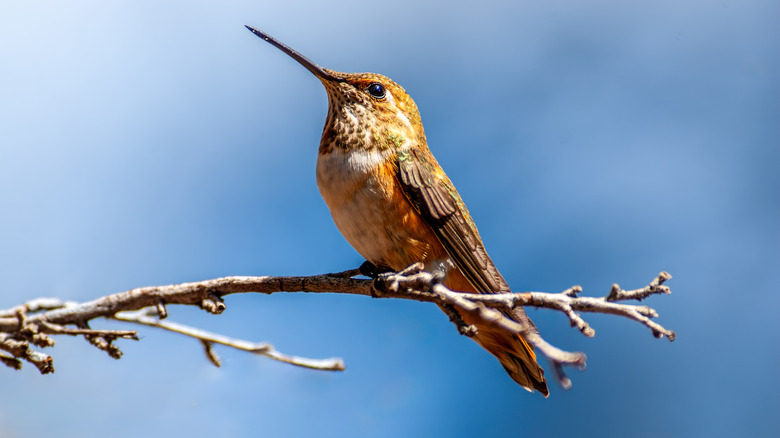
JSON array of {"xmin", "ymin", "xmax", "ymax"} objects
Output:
[{"xmin": 369, "ymin": 266, "xmax": 674, "ymax": 387}]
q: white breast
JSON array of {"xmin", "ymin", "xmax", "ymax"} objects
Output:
[{"xmin": 316, "ymin": 149, "xmax": 400, "ymax": 265}]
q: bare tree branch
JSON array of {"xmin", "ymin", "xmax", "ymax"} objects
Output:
[{"xmin": 0, "ymin": 266, "xmax": 673, "ymax": 390}]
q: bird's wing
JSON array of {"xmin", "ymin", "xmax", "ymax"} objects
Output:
[
  {"xmin": 395, "ymin": 148, "xmax": 508, "ymax": 294},
  {"xmin": 396, "ymin": 148, "xmax": 548, "ymax": 395}
]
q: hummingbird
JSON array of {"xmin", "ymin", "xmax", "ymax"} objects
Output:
[{"xmin": 246, "ymin": 26, "xmax": 548, "ymax": 396}]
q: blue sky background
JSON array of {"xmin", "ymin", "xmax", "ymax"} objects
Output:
[{"xmin": 1, "ymin": 1, "xmax": 777, "ymax": 436}]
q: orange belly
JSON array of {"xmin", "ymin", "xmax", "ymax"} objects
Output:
[{"xmin": 316, "ymin": 149, "xmax": 474, "ymax": 292}]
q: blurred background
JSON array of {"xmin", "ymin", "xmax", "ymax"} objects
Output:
[{"xmin": 1, "ymin": 1, "xmax": 777, "ymax": 436}]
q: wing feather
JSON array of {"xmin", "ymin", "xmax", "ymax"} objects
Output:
[{"xmin": 396, "ymin": 150, "xmax": 504, "ymax": 293}]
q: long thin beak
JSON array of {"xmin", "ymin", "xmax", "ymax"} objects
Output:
[{"xmin": 245, "ymin": 25, "xmax": 344, "ymax": 83}]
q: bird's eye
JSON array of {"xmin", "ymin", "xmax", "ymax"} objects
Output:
[{"xmin": 367, "ymin": 82, "xmax": 386, "ymax": 99}]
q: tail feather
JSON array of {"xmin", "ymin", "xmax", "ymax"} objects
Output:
[
  {"xmin": 473, "ymin": 317, "xmax": 548, "ymax": 396},
  {"xmin": 499, "ymin": 334, "xmax": 549, "ymax": 396},
  {"xmin": 435, "ymin": 263, "xmax": 548, "ymax": 395}
]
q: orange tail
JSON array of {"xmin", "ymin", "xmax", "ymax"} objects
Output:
[
  {"xmin": 471, "ymin": 309, "xmax": 548, "ymax": 396},
  {"xmin": 441, "ymin": 269, "xmax": 548, "ymax": 395}
]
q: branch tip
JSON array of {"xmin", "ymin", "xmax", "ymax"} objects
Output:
[
  {"xmin": 26, "ymin": 349, "xmax": 54, "ymax": 374},
  {"xmin": 581, "ymin": 325, "xmax": 596, "ymax": 337},
  {"xmin": 554, "ymin": 363, "xmax": 572, "ymax": 390},
  {"xmin": 156, "ymin": 301, "xmax": 168, "ymax": 319},
  {"xmin": 0, "ymin": 353, "xmax": 22, "ymax": 370},
  {"xmin": 202, "ymin": 340, "xmax": 221, "ymax": 367},
  {"xmin": 200, "ymin": 293, "xmax": 226, "ymax": 314},
  {"xmin": 440, "ymin": 303, "xmax": 478, "ymax": 337}
]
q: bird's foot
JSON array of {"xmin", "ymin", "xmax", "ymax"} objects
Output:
[{"xmin": 358, "ymin": 261, "xmax": 394, "ymax": 279}]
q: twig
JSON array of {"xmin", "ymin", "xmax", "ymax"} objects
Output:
[
  {"xmin": 113, "ymin": 309, "xmax": 345, "ymax": 371},
  {"xmin": 0, "ymin": 298, "xmax": 76, "ymax": 318},
  {"xmin": 0, "ymin": 334, "xmax": 54, "ymax": 373},
  {"xmin": 606, "ymin": 271, "xmax": 672, "ymax": 302}
]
